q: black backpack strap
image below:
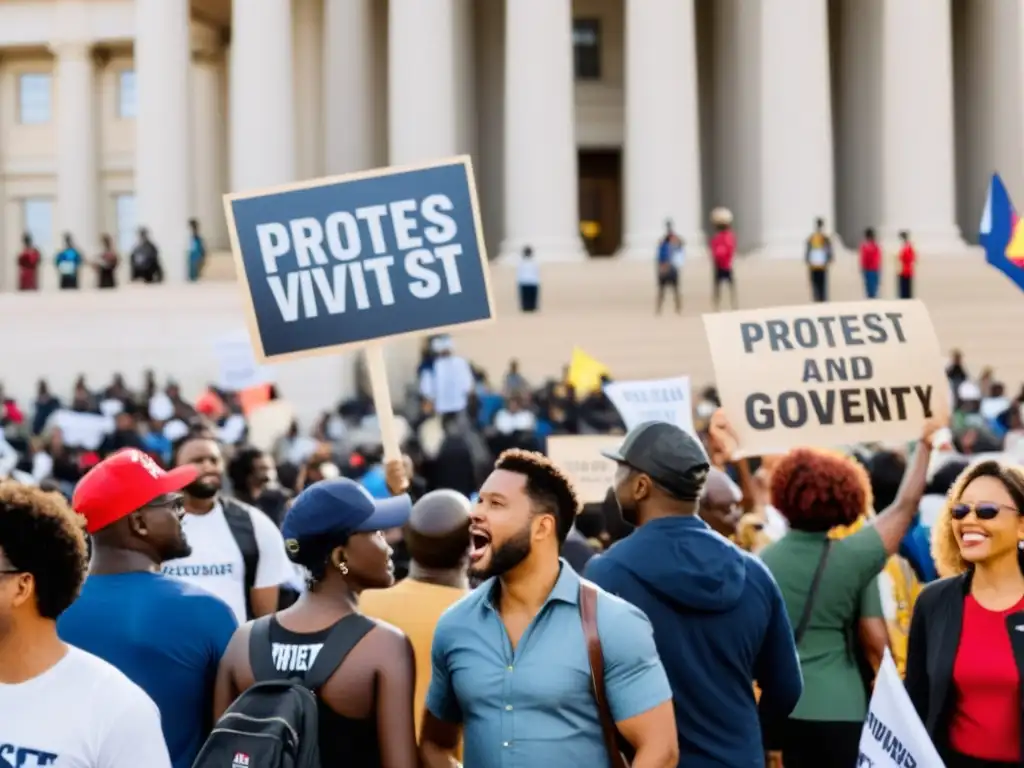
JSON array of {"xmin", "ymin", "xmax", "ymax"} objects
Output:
[
  {"xmin": 304, "ymin": 614, "xmax": 375, "ymax": 691},
  {"xmin": 794, "ymin": 539, "xmax": 832, "ymax": 646},
  {"xmin": 223, "ymin": 498, "xmax": 260, "ymax": 620},
  {"xmin": 247, "ymin": 615, "xmax": 282, "ymax": 682}
]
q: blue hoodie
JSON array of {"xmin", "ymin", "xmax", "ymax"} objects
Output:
[{"xmin": 585, "ymin": 516, "xmax": 802, "ymax": 767}]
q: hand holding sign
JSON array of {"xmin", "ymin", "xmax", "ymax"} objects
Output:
[{"xmin": 703, "ymin": 300, "xmax": 948, "ymax": 455}]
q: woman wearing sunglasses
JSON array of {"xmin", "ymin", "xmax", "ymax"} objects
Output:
[{"xmin": 905, "ymin": 460, "xmax": 1024, "ymax": 768}]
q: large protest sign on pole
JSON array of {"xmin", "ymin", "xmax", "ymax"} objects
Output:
[
  {"xmin": 604, "ymin": 376, "xmax": 696, "ymax": 436},
  {"xmin": 858, "ymin": 649, "xmax": 944, "ymax": 767},
  {"xmin": 547, "ymin": 435, "xmax": 622, "ymax": 503},
  {"xmin": 702, "ymin": 300, "xmax": 948, "ymax": 455},
  {"xmin": 224, "ymin": 157, "xmax": 494, "ymax": 460}
]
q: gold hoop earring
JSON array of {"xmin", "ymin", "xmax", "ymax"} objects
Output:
[{"xmin": 337, "ymin": 561, "xmax": 349, "ymax": 575}]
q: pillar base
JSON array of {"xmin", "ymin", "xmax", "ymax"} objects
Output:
[
  {"xmin": 748, "ymin": 233, "xmax": 849, "ymax": 260},
  {"xmin": 498, "ymin": 237, "xmax": 588, "ymax": 263},
  {"xmin": 879, "ymin": 226, "xmax": 967, "ymax": 255}
]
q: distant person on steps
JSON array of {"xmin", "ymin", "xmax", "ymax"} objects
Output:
[
  {"xmin": 517, "ymin": 246, "xmax": 540, "ymax": 313},
  {"xmin": 710, "ymin": 207, "xmax": 737, "ymax": 311}
]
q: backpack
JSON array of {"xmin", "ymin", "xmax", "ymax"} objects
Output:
[
  {"xmin": 222, "ymin": 498, "xmax": 260, "ymax": 620},
  {"xmin": 192, "ymin": 613, "xmax": 374, "ymax": 768}
]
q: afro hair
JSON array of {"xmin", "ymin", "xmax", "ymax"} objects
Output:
[
  {"xmin": 770, "ymin": 447, "xmax": 872, "ymax": 533},
  {"xmin": 931, "ymin": 460, "xmax": 1024, "ymax": 578}
]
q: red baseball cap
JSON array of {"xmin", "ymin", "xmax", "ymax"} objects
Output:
[{"xmin": 72, "ymin": 449, "xmax": 199, "ymax": 534}]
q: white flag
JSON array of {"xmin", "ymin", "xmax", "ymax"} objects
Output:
[
  {"xmin": 858, "ymin": 649, "xmax": 944, "ymax": 767},
  {"xmin": 603, "ymin": 376, "xmax": 697, "ymax": 437}
]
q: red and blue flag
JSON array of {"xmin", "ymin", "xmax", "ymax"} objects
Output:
[{"xmin": 980, "ymin": 173, "xmax": 1024, "ymax": 292}]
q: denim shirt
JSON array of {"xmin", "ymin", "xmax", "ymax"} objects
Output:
[{"xmin": 426, "ymin": 559, "xmax": 671, "ymax": 768}]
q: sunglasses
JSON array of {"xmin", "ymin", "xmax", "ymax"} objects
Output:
[{"xmin": 951, "ymin": 502, "xmax": 1020, "ymax": 521}]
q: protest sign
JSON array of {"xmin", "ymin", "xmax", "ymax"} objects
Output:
[
  {"xmin": 224, "ymin": 156, "xmax": 493, "ymax": 361},
  {"xmin": 858, "ymin": 649, "xmax": 944, "ymax": 767},
  {"xmin": 224, "ymin": 156, "xmax": 493, "ymax": 460},
  {"xmin": 212, "ymin": 330, "xmax": 273, "ymax": 392},
  {"xmin": 703, "ymin": 300, "xmax": 947, "ymax": 455},
  {"xmin": 547, "ymin": 435, "xmax": 622, "ymax": 503},
  {"xmin": 604, "ymin": 376, "xmax": 696, "ymax": 436}
]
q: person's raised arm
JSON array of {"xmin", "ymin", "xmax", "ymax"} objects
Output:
[
  {"xmin": 375, "ymin": 630, "xmax": 420, "ymax": 768},
  {"xmin": 872, "ymin": 419, "xmax": 942, "ymax": 555}
]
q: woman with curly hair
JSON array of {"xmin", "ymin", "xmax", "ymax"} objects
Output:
[
  {"xmin": 905, "ymin": 460, "xmax": 1024, "ymax": 767},
  {"xmin": 709, "ymin": 414, "xmax": 939, "ymax": 767}
]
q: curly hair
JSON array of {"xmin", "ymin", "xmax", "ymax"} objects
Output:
[
  {"xmin": 0, "ymin": 482, "xmax": 88, "ymax": 619},
  {"xmin": 496, "ymin": 448, "xmax": 580, "ymax": 544},
  {"xmin": 932, "ymin": 460, "xmax": 1024, "ymax": 578},
  {"xmin": 770, "ymin": 447, "xmax": 871, "ymax": 532}
]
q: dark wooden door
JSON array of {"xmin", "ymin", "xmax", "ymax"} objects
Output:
[{"xmin": 578, "ymin": 150, "xmax": 622, "ymax": 257}]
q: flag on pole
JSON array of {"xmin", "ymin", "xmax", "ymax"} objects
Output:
[{"xmin": 979, "ymin": 173, "xmax": 1024, "ymax": 293}]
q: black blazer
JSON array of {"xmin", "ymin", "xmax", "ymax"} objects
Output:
[{"xmin": 905, "ymin": 571, "xmax": 1024, "ymax": 759}]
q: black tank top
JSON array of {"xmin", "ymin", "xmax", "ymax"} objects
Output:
[{"xmin": 267, "ymin": 616, "xmax": 381, "ymax": 768}]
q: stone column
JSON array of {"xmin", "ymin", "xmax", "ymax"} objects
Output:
[
  {"xmin": 620, "ymin": 0, "xmax": 703, "ymax": 259},
  {"xmin": 135, "ymin": 0, "xmax": 191, "ymax": 282},
  {"xmin": 293, "ymin": 0, "xmax": 324, "ymax": 180},
  {"xmin": 880, "ymin": 0, "xmax": 962, "ymax": 249},
  {"xmin": 323, "ymin": 0, "xmax": 380, "ymax": 174},
  {"xmin": 388, "ymin": 0, "xmax": 458, "ymax": 164},
  {"xmin": 53, "ymin": 42, "xmax": 99, "ymax": 290},
  {"xmin": 191, "ymin": 51, "xmax": 228, "ymax": 250},
  {"xmin": 500, "ymin": 0, "xmax": 585, "ymax": 261},
  {"xmin": 230, "ymin": 0, "xmax": 295, "ymax": 191},
  {"xmin": 757, "ymin": 0, "xmax": 837, "ymax": 256}
]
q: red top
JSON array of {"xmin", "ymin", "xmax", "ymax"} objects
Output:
[
  {"xmin": 949, "ymin": 594, "xmax": 1024, "ymax": 762},
  {"xmin": 899, "ymin": 244, "xmax": 916, "ymax": 278},
  {"xmin": 710, "ymin": 230, "xmax": 736, "ymax": 270},
  {"xmin": 860, "ymin": 242, "xmax": 881, "ymax": 272},
  {"xmin": 17, "ymin": 248, "xmax": 40, "ymax": 291}
]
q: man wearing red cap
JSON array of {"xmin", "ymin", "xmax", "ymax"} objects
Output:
[
  {"xmin": 0, "ymin": 481, "xmax": 171, "ymax": 767},
  {"xmin": 59, "ymin": 449, "xmax": 237, "ymax": 768}
]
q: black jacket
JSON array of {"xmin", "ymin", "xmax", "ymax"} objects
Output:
[{"xmin": 905, "ymin": 571, "xmax": 1024, "ymax": 759}]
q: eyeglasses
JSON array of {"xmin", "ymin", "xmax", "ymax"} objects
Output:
[{"xmin": 951, "ymin": 502, "xmax": 1020, "ymax": 521}]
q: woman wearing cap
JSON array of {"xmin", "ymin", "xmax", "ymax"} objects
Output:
[
  {"xmin": 905, "ymin": 460, "xmax": 1024, "ymax": 767},
  {"xmin": 212, "ymin": 478, "xmax": 418, "ymax": 768}
]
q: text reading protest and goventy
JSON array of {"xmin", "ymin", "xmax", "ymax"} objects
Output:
[
  {"xmin": 702, "ymin": 300, "xmax": 948, "ymax": 454},
  {"xmin": 225, "ymin": 157, "xmax": 493, "ymax": 361}
]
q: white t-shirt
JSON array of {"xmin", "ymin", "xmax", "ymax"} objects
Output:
[
  {"xmin": 162, "ymin": 501, "xmax": 294, "ymax": 623},
  {"xmin": 516, "ymin": 260, "xmax": 540, "ymax": 286},
  {"xmin": 418, "ymin": 355, "xmax": 475, "ymax": 415},
  {"xmin": 0, "ymin": 645, "xmax": 171, "ymax": 768}
]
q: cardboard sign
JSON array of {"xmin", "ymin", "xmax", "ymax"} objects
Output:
[
  {"xmin": 604, "ymin": 376, "xmax": 696, "ymax": 436},
  {"xmin": 858, "ymin": 649, "xmax": 944, "ymax": 768},
  {"xmin": 703, "ymin": 300, "xmax": 948, "ymax": 454},
  {"xmin": 212, "ymin": 330, "xmax": 274, "ymax": 391},
  {"xmin": 547, "ymin": 435, "xmax": 622, "ymax": 504},
  {"xmin": 224, "ymin": 156, "xmax": 494, "ymax": 362}
]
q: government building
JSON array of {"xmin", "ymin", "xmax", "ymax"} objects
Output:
[{"xmin": 0, "ymin": 0, "xmax": 1019, "ymax": 292}]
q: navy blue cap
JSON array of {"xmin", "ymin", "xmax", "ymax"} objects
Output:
[{"xmin": 282, "ymin": 478, "xmax": 412, "ymax": 546}]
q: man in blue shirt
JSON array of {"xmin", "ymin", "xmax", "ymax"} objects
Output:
[
  {"xmin": 586, "ymin": 422, "xmax": 803, "ymax": 767},
  {"xmin": 54, "ymin": 232, "xmax": 82, "ymax": 290},
  {"xmin": 421, "ymin": 449, "xmax": 678, "ymax": 768},
  {"xmin": 59, "ymin": 449, "xmax": 238, "ymax": 768}
]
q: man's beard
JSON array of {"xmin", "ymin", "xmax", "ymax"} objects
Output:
[
  {"xmin": 184, "ymin": 479, "xmax": 219, "ymax": 499},
  {"xmin": 617, "ymin": 494, "xmax": 639, "ymax": 527},
  {"xmin": 162, "ymin": 537, "xmax": 192, "ymax": 562},
  {"xmin": 469, "ymin": 526, "xmax": 532, "ymax": 580}
]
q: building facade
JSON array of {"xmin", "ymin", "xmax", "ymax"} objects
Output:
[{"xmin": 0, "ymin": 0, "xmax": 1019, "ymax": 292}]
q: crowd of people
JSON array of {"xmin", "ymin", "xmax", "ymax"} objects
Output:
[{"xmin": 0, "ymin": 337, "xmax": 1023, "ymax": 767}]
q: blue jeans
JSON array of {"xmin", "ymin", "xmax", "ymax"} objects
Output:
[{"xmin": 863, "ymin": 269, "xmax": 880, "ymax": 299}]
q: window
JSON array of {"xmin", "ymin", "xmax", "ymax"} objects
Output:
[
  {"xmin": 22, "ymin": 199, "xmax": 54, "ymax": 255},
  {"xmin": 117, "ymin": 70, "xmax": 137, "ymax": 118},
  {"xmin": 573, "ymin": 19, "xmax": 602, "ymax": 81},
  {"xmin": 115, "ymin": 194, "xmax": 137, "ymax": 254},
  {"xmin": 18, "ymin": 74, "xmax": 52, "ymax": 124}
]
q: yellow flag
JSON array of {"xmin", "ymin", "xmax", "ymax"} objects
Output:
[{"xmin": 567, "ymin": 347, "xmax": 610, "ymax": 397}]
